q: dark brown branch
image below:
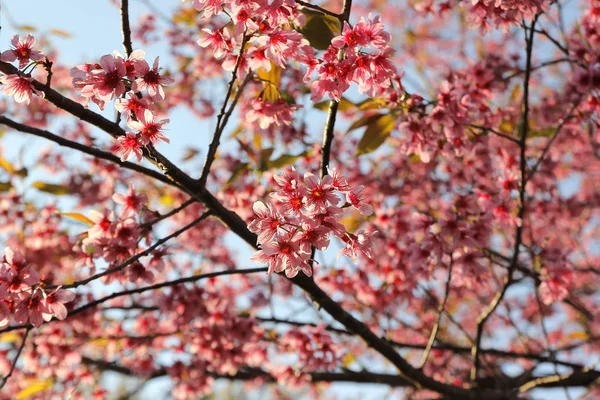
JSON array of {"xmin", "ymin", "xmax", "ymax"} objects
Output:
[
  {"xmin": 81, "ymin": 356, "xmax": 600, "ymax": 391},
  {"xmin": 520, "ymin": 369, "xmax": 600, "ymax": 391},
  {"xmin": 0, "ymin": 268, "xmax": 267, "ymax": 334},
  {"xmin": 319, "ymin": 0, "xmax": 352, "ymax": 178},
  {"xmin": 59, "ymin": 211, "xmax": 212, "ymax": 289},
  {"xmin": 0, "ymin": 328, "xmax": 31, "ymax": 389},
  {"xmin": 120, "ymin": 0, "xmax": 134, "ymax": 57},
  {"xmin": 0, "ymin": 115, "xmax": 180, "ymax": 190},
  {"xmin": 257, "ymin": 317, "xmax": 585, "ymax": 370},
  {"xmin": 471, "ymin": 15, "xmax": 539, "ymax": 384}
]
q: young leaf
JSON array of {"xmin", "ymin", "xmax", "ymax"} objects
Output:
[
  {"xmin": 16, "ymin": 379, "xmax": 53, "ymax": 399},
  {"xmin": 314, "ymin": 97, "xmax": 355, "ymax": 112},
  {"xmin": 60, "ymin": 212, "xmax": 94, "ymax": 226},
  {"xmin": 32, "ymin": 181, "xmax": 71, "ymax": 195},
  {"xmin": 298, "ymin": 9, "xmax": 341, "ymax": 50},
  {"xmin": 257, "ymin": 62, "xmax": 282, "ymax": 102},
  {"xmin": 356, "ymin": 114, "xmax": 396, "ymax": 155},
  {"xmin": 0, "ymin": 181, "xmax": 13, "ymax": 192}
]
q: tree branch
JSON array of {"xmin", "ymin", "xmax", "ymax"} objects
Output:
[
  {"xmin": 58, "ymin": 211, "xmax": 212, "ymax": 289},
  {"xmin": 120, "ymin": 0, "xmax": 134, "ymax": 57},
  {"xmin": 471, "ymin": 15, "xmax": 539, "ymax": 384},
  {"xmin": 0, "ymin": 267, "xmax": 267, "ymax": 334},
  {"xmin": 319, "ymin": 0, "xmax": 352, "ymax": 178},
  {"xmin": 0, "ymin": 328, "xmax": 31, "ymax": 390},
  {"xmin": 419, "ymin": 259, "xmax": 454, "ymax": 368},
  {"xmin": 198, "ymin": 33, "xmax": 249, "ymax": 188}
]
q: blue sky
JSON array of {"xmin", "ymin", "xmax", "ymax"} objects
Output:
[{"xmin": 0, "ymin": 1, "xmax": 590, "ymax": 399}]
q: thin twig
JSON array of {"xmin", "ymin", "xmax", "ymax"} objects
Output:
[
  {"xmin": 0, "ymin": 268, "xmax": 267, "ymax": 334},
  {"xmin": 419, "ymin": 259, "xmax": 454, "ymax": 368},
  {"xmin": 59, "ymin": 211, "xmax": 212, "ymax": 289},
  {"xmin": 0, "ymin": 115, "xmax": 183, "ymax": 189},
  {"xmin": 138, "ymin": 197, "xmax": 196, "ymax": 231},
  {"xmin": 471, "ymin": 15, "xmax": 539, "ymax": 384},
  {"xmin": 525, "ymin": 97, "xmax": 582, "ymax": 183},
  {"xmin": 0, "ymin": 328, "xmax": 31, "ymax": 389},
  {"xmin": 199, "ymin": 33, "xmax": 249, "ymax": 188},
  {"xmin": 319, "ymin": 0, "xmax": 353, "ymax": 178}
]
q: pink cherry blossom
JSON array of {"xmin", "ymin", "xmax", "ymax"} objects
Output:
[
  {"xmin": 0, "ymin": 74, "xmax": 44, "ymax": 105},
  {"xmin": 132, "ymin": 56, "xmax": 174, "ymax": 99},
  {"xmin": 1, "ymin": 34, "xmax": 44, "ymax": 68}
]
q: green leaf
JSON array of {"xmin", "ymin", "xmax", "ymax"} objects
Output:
[
  {"xmin": 267, "ymin": 150, "xmax": 310, "ymax": 169},
  {"xmin": 528, "ymin": 127, "xmax": 556, "ymax": 138},
  {"xmin": 259, "ymin": 147, "xmax": 275, "ymax": 171},
  {"xmin": 314, "ymin": 97, "xmax": 355, "ymax": 112},
  {"xmin": 32, "ymin": 181, "xmax": 70, "ymax": 195},
  {"xmin": 236, "ymin": 139, "xmax": 257, "ymax": 164},
  {"xmin": 356, "ymin": 114, "xmax": 396, "ymax": 155},
  {"xmin": 0, "ymin": 181, "xmax": 12, "ymax": 192},
  {"xmin": 298, "ymin": 9, "xmax": 341, "ymax": 50},
  {"xmin": 356, "ymin": 97, "xmax": 387, "ymax": 111},
  {"xmin": 226, "ymin": 162, "xmax": 250, "ymax": 187},
  {"xmin": 347, "ymin": 113, "xmax": 387, "ymax": 133}
]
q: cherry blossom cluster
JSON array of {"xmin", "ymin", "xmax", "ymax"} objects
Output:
[
  {"xmin": 194, "ymin": 1, "xmax": 397, "ymax": 126},
  {"xmin": 414, "ymin": 1, "xmax": 551, "ymax": 33},
  {"xmin": 78, "ymin": 185, "xmax": 166, "ymax": 284},
  {"xmin": 311, "ymin": 15, "xmax": 398, "ymax": 101},
  {"xmin": 70, "ymin": 51, "xmax": 173, "ymax": 162},
  {"xmin": 465, "ymin": 0, "xmax": 550, "ymax": 32},
  {"xmin": 0, "ymin": 34, "xmax": 46, "ymax": 105},
  {"xmin": 249, "ymin": 167, "xmax": 376, "ymax": 278},
  {"xmin": 0, "ymin": 247, "xmax": 75, "ymax": 328}
]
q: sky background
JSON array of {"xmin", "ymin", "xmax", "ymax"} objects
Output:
[{"xmin": 0, "ymin": 1, "xmax": 590, "ymax": 399}]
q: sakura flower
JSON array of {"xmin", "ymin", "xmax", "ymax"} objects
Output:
[
  {"xmin": 14, "ymin": 290, "xmax": 49, "ymax": 327},
  {"xmin": 0, "ymin": 301, "xmax": 10, "ymax": 328},
  {"xmin": 114, "ymin": 92, "xmax": 154, "ymax": 121},
  {"xmin": 43, "ymin": 287, "xmax": 76, "ymax": 321},
  {"xmin": 0, "ymin": 74, "xmax": 44, "ymax": 105},
  {"xmin": 338, "ymin": 230, "xmax": 377, "ymax": 261},
  {"xmin": 127, "ymin": 109, "xmax": 170, "ymax": 145},
  {"xmin": 87, "ymin": 208, "xmax": 115, "ymax": 241},
  {"xmin": 90, "ymin": 54, "xmax": 127, "ymax": 101},
  {"xmin": 1, "ymin": 247, "xmax": 39, "ymax": 292},
  {"xmin": 112, "ymin": 185, "xmax": 148, "ymax": 217},
  {"xmin": 198, "ymin": 28, "xmax": 233, "ymax": 59},
  {"xmin": 248, "ymin": 201, "xmax": 285, "ymax": 244},
  {"xmin": 327, "ymin": 167, "xmax": 350, "ymax": 191},
  {"xmin": 303, "ymin": 172, "xmax": 339, "ymax": 214},
  {"xmin": 1, "ymin": 34, "xmax": 45, "ymax": 68},
  {"xmin": 112, "ymin": 132, "xmax": 144, "ymax": 162},
  {"xmin": 298, "ymin": 220, "xmax": 330, "ymax": 251},
  {"xmin": 346, "ymin": 185, "xmax": 374, "ymax": 216},
  {"xmin": 250, "ymin": 250, "xmax": 279, "ymax": 275},
  {"xmin": 261, "ymin": 235, "xmax": 310, "ymax": 278},
  {"xmin": 132, "ymin": 56, "xmax": 174, "ymax": 99},
  {"xmin": 331, "ymin": 22, "xmax": 370, "ymax": 49}
]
